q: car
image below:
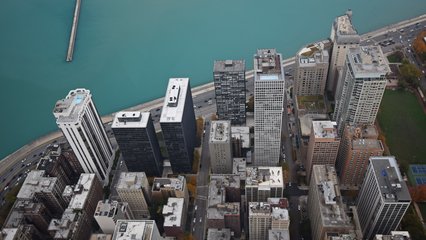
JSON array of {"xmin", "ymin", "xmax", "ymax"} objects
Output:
[
  {"xmin": 298, "ymin": 205, "xmax": 301, "ymax": 211},
  {"xmin": 193, "ymin": 218, "xmax": 196, "ymax": 223},
  {"xmin": 193, "ymin": 227, "xmax": 195, "ymax": 232},
  {"xmin": 195, "ymin": 205, "xmax": 198, "ymax": 211},
  {"xmin": 199, "ymin": 218, "xmax": 202, "ymax": 223},
  {"xmin": 21, "ymin": 164, "xmax": 25, "ymax": 168},
  {"xmin": 4, "ymin": 186, "xmax": 9, "ymax": 191}
]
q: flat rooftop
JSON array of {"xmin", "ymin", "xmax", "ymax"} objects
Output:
[
  {"xmin": 94, "ymin": 200, "xmax": 121, "ymax": 218},
  {"xmin": 116, "ymin": 172, "xmax": 148, "ymax": 190},
  {"xmin": 333, "ymin": 13, "xmax": 360, "ymax": 44},
  {"xmin": 160, "ymin": 78, "xmax": 190, "ymax": 123},
  {"xmin": 112, "ymin": 111, "xmax": 150, "ymax": 129},
  {"xmin": 296, "ymin": 95, "xmax": 326, "ymax": 112},
  {"xmin": 231, "ymin": 126, "xmax": 250, "ymax": 148},
  {"xmin": 312, "ymin": 121, "xmax": 339, "ymax": 139},
  {"xmin": 214, "ymin": 60, "xmax": 245, "ymax": 73},
  {"xmin": 370, "ymin": 157, "xmax": 411, "ymax": 202},
  {"xmin": 1, "ymin": 228, "xmax": 19, "ymax": 240},
  {"xmin": 210, "ymin": 121, "xmax": 231, "ymax": 143},
  {"xmin": 207, "ymin": 228, "xmax": 231, "ymax": 240},
  {"xmin": 53, "ymin": 88, "xmax": 91, "ymax": 123},
  {"xmin": 69, "ymin": 173, "xmax": 96, "ymax": 210},
  {"xmin": 345, "ymin": 125, "xmax": 379, "ymax": 139},
  {"xmin": 254, "ymin": 49, "xmax": 284, "ymax": 79},
  {"xmin": 208, "ymin": 174, "xmax": 240, "ymax": 207},
  {"xmin": 246, "ymin": 167, "xmax": 284, "ymax": 188},
  {"xmin": 90, "ymin": 234, "xmax": 113, "ymax": 240},
  {"xmin": 312, "ymin": 165, "xmax": 354, "ymax": 228},
  {"xmin": 17, "ymin": 170, "xmax": 59, "ymax": 199},
  {"xmin": 207, "ymin": 202, "xmax": 240, "ymax": 220},
  {"xmin": 48, "ymin": 208, "xmax": 78, "ymax": 239},
  {"xmin": 152, "ymin": 176, "xmax": 185, "ymax": 192},
  {"xmin": 269, "ymin": 229, "xmax": 290, "ymax": 240},
  {"xmin": 112, "ymin": 220, "xmax": 158, "ymax": 240},
  {"xmin": 233, "ymin": 158, "xmax": 247, "ymax": 180},
  {"xmin": 163, "ymin": 198, "xmax": 184, "ymax": 227},
  {"xmin": 352, "ymin": 139, "xmax": 383, "ymax": 150},
  {"xmin": 299, "ymin": 114, "xmax": 329, "ymax": 137},
  {"xmin": 348, "ymin": 46, "xmax": 390, "ymax": 78},
  {"xmin": 248, "ymin": 202, "xmax": 271, "ymax": 215},
  {"xmin": 297, "ymin": 42, "xmax": 329, "ymax": 66}
]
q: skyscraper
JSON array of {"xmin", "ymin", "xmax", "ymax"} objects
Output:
[
  {"xmin": 209, "ymin": 120, "xmax": 233, "ymax": 174},
  {"xmin": 337, "ymin": 125, "xmax": 384, "ymax": 188},
  {"xmin": 254, "ymin": 49, "xmax": 286, "ymax": 166},
  {"xmin": 327, "ymin": 10, "xmax": 360, "ymax": 97},
  {"xmin": 213, "ymin": 60, "xmax": 246, "ymax": 125},
  {"xmin": 112, "ymin": 111, "xmax": 163, "ymax": 176},
  {"xmin": 295, "ymin": 41, "xmax": 329, "ymax": 96},
  {"xmin": 53, "ymin": 88, "xmax": 114, "ymax": 185},
  {"xmin": 356, "ymin": 157, "xmax": 411, "ymax": 239},
  {"xmin": 306, "ymin": 121, "xmax": 340, "ymax": 180},
  {"xmin": 160, "ymin": 78, "xmax": 196, "ymax": 174},
  {"xmin": 333, "ymin": 46, "xmax": 390, "ymax": 134}
]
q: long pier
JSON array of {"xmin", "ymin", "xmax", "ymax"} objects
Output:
[{"xmin": 66, "ymin": 0, "xmax": 81, "ymax": 62}]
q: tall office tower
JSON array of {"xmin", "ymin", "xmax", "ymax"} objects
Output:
[
  {"xmin": 112, "ymin": 220, "xmax": 162, "ymax": 240},
  {"xmin": 152, "ymin": 176, "xmax": 189, "ymax": 203},
  {"xmin": 116, "ymin": 172, "xmax": 151, "ymax": 219},
  {"xmin": 306, "ymin": 121, "xmax": 340, "ymax": 180},
  {"xmin": 253, "ymin": 49, "xmax": 286, "ymax": 166},
  {"xmin": 327, "ymin": 10, "xmax": 360, "ymax": 97},
  {"xmin": 356, "ymin": 157, "xmax": 411, "ymax": 239},
  {"xmin": 246, "ymin": 167, "xmax": 284, "ymax": 203},
  {"xmin": 94, "ymin": 200, "xmax": 132, "ymax": 234},
  {"xmin": 213, "ymin": 60, "xmax": 246, "ymax": 125},
  {"xmin": 112, "ymin": 111, "xmax": 163, "ymax": 176},
  {"xmin": 295, "ymin": 42, "xmax": 329, "ymax": 96},
  {"xmin": 337, "ymin": 125, "xmax": 384, "ymax": 188},
  {"xmin": 17, "ymin": 170, "xmax": 67, "ymax": 218},
  {"xmin": 333, "ymin": 46, "xmax": 390, "ymax": 134},
  {"xmin": 162, "ymin": 198, "xmax": 186, "ymax": 239},
  {"xmin": 53, "ymin": 88, "xmax": 114, "ymax": 185},
  {"xmin": 160, "ymin": 78, "xmax": 196, "ymax": 173},
  {"xmin": 308, "ymin": 165, "xmax": 359, "ymax": 240},
  {"xmin": 209, "ymin": 121, "xmax": 233, "ymax": 174}
]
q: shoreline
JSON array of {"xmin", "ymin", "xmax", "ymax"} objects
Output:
[{"xmin": 1, "ymin": 13, "xmax": 426, "ymax": 174}]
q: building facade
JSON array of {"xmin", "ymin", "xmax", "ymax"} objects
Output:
[
  {"xmin": 254, "ymin": 49, "xmax": 286, "ymax": 166},
  {"xmin": 112, "ymin": 111, "xmax": 163, "ymax": 176},
  {"xmin": 209, "ymin": 121, "xmax": 233, "ymax": 174},
  {"xmin": 356, "ymin": 157, "xmax": 411, "ymax": 239},
  {"xmin": 94, "ymin": 200, "xmax": 132, "ymax": 234},
  {"xmin": 213, "ymin": 60, "xmax": 246, "ymax": 125},
  {"xmin": 53, "ymin": 88, "xmax": 114, "ymax": 185},
  {"xmin": 306, "ymin": 121, "xmax": 340, "ymax": 180},
  {"xmin": 163, "ymin": 198, "xmax": 186, "ymax": 240},
  {"xmin": 246, "ymin": 167, "xmax": 284, "ymax": 203},
  {"xmin": 152, "ymin": 176, "xmax": 189, "ymax": 204},
  {"xmin": 333, "ymin": 46, "xmax": 390, "ymax": 134},
  {"xmin": 160, "ymin": 78, "xmax": 196, "ymax": 173},
  {"xmin": 116, "ymin": 172, "xmax": 151, "ymax": 219}
]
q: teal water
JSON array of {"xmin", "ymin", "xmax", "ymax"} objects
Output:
[{"xmin": 1, "ymin": 0, "xmax": 425, "ymax": 159}]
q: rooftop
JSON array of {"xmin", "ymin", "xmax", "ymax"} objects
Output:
[
  {"xmin": 312, "ymin": 121, "xmax": 339, "ymax": 139},
  {"xmin": 297, "ymin": 42, "xmax": 329, "ymax": 66},
  {"xmin": 112, "ymin": 220, "xmax": 158, "ymax": 240},
  {"xmin": 69, "ymin": 173, "xmax": 96, "ymax": 210},
  {"xmin": 254, "ymin": 49, "xmax": 284, "ymax": 79},
  {"xmin": 352, "ymin": 139, "xmax": 383, "ymax": 150},
  {"xmin": 207, "ymin": 202, "xmax": 240, "ymax": 220},
  {"xmin": 90, "ymin": 234, "xmax": 113, "ymax": 240},
  {"xmin": 152, "ymin": 176, "xmax": 186, "ymax": 192},
  {"xmin": 348, "ymin": 46, "xmax": 390, "ymax": 78},
  {"xmin": 160, "ymin": 78, "xmax": 190, "ymax": 123},
  {"xmin": 370, "ymin": 157, "xmax": 411, "ymax": 202},
  {"xmin": 17, "ymin": 170, "xmax": 59, "ymax": 199},
  {"xmin": 207, "ymin": 228, "xmax": 232, "ymax": 240},
  {"xmin": 375, "ymin": 231, "xmax": 411, "ymax": 240},
  {"xmin": 246, "ymin": 167, "xmax": 284, "ymax": 188},
  {"xmin": 208, "ymin": 174, "xmax": 240, "ymax": 211},
  {"xmin": 214, "ymin": 60, "xmax": 245, "ymax": 72},
  {"xmin": 116, "ymin": 172, "xmax": 148, "ymax": 191},
  {"xmin": 268, "ymin": 229, "xmax": 290, "ymax": 240},
  {"xmin": 248, "ymin": 202, "xmax": 271, "ymax": 215},
  {"xmin": 345, "ymin": 125, "xmax": 379, "ymax": 140},
  {"xmin": 296, "ymin": 95, "xmax": 326, "ymax": 112},
  {"xmin": 48, "ymin": 208, "xmax": 79, "ymax": 239},
  {"xmin": 94, "ymin": 200, "xmax": 127, "ymax": 219},
  {"xmin": 233, "ymin": 158, "xmax": 247, "ymax": 180},
  {"xmin": 53, "ymin": 88, "xmax": 91, "ymax": 123},
  {"xmin": 312, "ymin": 165, "xmax": 354, "ymax": 228},
  {"xmin": 210, "ymin": 121, "xmax": 231, "ymax": 143},
  {"xmin": 231, "ymin": 126, "xmax": 250, "ymax": 148},
  {"xmin": 163, "ymin": 198, "xmax": 184, "ymax": 227},
  {"xmin": 112, "ymin": 111, "xmax": 151, "ymax": 129},
  {"xmin": 1, "ymin": 228, "xmax": 19, "ymax": 240},
  {"xmin": 333, "ymin": 12, "xmax": 360, "ymax": 44}
]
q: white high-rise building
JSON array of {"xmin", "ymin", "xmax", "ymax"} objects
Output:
[
  {"xmin": 53, "ymin": 88, "xmax": 114, "ymax": 185},
  {"xmin": 254, "ymin": 49, "xmax": 286, "ymax": 166},
  {"xmin": 112, "ymin": 220, "xmax": 162, "ymax": 240},
  {"xmin": 116, "ymin": 172, "xmax": 151, "ymax": 219},
  {"xmin": 94, "ymin": 200, "xmax": 132, "ymax": 234},
  {"xmin": 356, "ymin": 157, "xmax": 411, "ymax": 239},
  {"xmin": 334, "ymin": 46, "xmax": 390, "ymax": 134},
  {"xmin": 327, "ymin": 10, "xmax": 360, "ymax": 97},
  {"xmin": 209, "ymin": 120, "xmax": 233, "ymax": 174}
]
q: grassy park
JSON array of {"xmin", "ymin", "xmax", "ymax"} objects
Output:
[{"xmin": 377, "ymin": 90, "xmax": 426, "ymax": 172}]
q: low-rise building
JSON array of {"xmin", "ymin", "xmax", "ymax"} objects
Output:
[
  {"xmin": 163, "ymin": 198, "xmax": 186, "ymax": 240},
  {"xmin": 207, "ymin": 228, "xmax": 232, "ymax": 240},
  {"xmin": 152, "ymin": 176, "xmax": 188, "ymax": 204},
  {"xmin": 233, "ymin": 158, "xmax": 247, "ymax": 182}
]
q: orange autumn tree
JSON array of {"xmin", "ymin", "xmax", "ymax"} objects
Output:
[
  {"xmin": 413, "ymin": 30, "xmax": 426, "ymax": 62},
  {"xmin": 409, "ymin": 185, "xmax": 426, "ymax": 202}
]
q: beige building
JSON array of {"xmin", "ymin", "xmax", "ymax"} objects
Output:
[
  {"xmin": 308, "ymin": 165, "xmax": 361, "ymax": 240},
  {"xmin": 248, "ymin": 200, "xmax": 289, "ymax": 240},
  {"xmin": 295, "ymin": 41, "xmax": 329, "ymax": 96},
  {"xmin": 112, "ymin": 220, "xmax": 162, "ymax": 240},
  {"xmin": 152, "ymin": 175, "xmax": 188, "ymax": 204},
  {"xmin": 116, "ymin": 172, "xmax": 151, "ymax": 219},
  {"xmin": 337, "ymin": 125, "xmax": 384, "ymax": 188},
  {"xmin": 306, "ymin": 121, "xmax": 340, "ymax": 180},
  {"xmin": 209, "ymin": 121, "xmax": 233, "ymax": 174},
  {"xmin": 246, "ymin": 167, "xmax": 284, "ymax": 203}
]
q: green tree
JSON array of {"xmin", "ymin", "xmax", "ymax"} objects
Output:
[{"xmin": 399, "ymin": 59, "xmax": 421, "ymax": 88}]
